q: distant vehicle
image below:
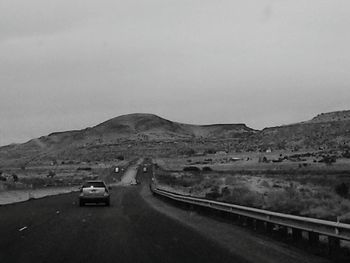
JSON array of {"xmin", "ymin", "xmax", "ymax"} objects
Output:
[
  {"xmin": 79, "ymin": 180, "xmax": 110, "ymax": 206},
  {"xmin": 143, "ymin": 166, "xmax": 147, "ymax": 173}
]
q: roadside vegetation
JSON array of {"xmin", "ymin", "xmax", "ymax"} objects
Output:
[
  {"xmin": 154, "ymin": 152, "xmax": 350, "ymax": 223},
  {"xmin": 0, "ymin": 159, "xmax": 129, "ymax": 191}
]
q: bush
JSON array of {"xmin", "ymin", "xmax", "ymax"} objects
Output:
[
  {"xmin": 204, "ymin": 149, "xmax": 216, "ymax": 154},
  {"xmin": 320, "ymin": 155, "xmax": 337, "ymax": 165},
  {"xmin": 202, "ymin": 166, "xmax": 212, "ymax": 172},
  {"xmin": 77, "ymin": 167, "xmax": 92, "ymax": 171},
  {"xmin": 222, "ymin": 186, "xmax": 263, "ymax": 208},
  {"xmin": 205, "ymin": 186, "xmax": 222, "ymax": 199},
  {"xmin": 335, "ymin": 183, "xmax": 349, "ymax": 198},
  {"xmin": 181, "ymin": 148, "xmax": 196, "ymax": 156},
  {"xmin": 221, "ymin": 187, "xmax": 231, "ymax": 198},
  {"xmin": 260, "ymin": 180, "xmax": 270, "ymax": 188},
  {"xmin": 47, "ymin": 170, "xmax": 56, "ymax": 178},
  {"xmin": 183, "ymin": 166, "xmax": 200, "ymax": 172},
  {"xmin": 12, "ymin": 174, "xmax": 18, "ymax": 182},
  {"xmin": 342, "ymin": 150, "xmax": 350, "ymax": 158},
  {"xmin": 265, "ymin": 190, "xmax": 305, "ymax": 214},
  {"xmin": 116, "ymin": 155, "xmax": 124, "ymax": 161}
]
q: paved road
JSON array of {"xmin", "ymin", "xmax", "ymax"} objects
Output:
[{"xmin": 0, "ymin": 163, "xmax": 246, "ymax": 263}]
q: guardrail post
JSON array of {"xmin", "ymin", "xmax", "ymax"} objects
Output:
[
  {"xmin": 292, "ymin": 228, "xmax": 302, "ymax": 241},
  {"xmin": 152, "ymin": 184, "xmax": 350, "ymax": 247},
  {"xmin": 237, "ymin": 215, "xmax": 244, "ymax": 225},
  {"xmin": 308, "ymin": 232, "xmax": 319, "ymax": 245},
  {"xmin": 253, "ymin": 219, "xmax": 258, "ymax": 231},
  {"xmin": 255, "ymin": 220, "xmax": 265, "ymax": 231},
  {"xmin": 245, "ymin": 217, "xmax": 254, "ymax": 227},
  {"xmin": 266, "ymin": 222, "xmax": 274, "ymax": 233},
  {"xmin": 328, "ymin": 236, "xmax": 340, "ymax": 255},
  {"xmin": 278, "ymin": 225, "xmax": 288, "ymax": 237}
]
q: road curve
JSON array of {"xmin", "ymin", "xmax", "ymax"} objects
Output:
[{"xmin": 0, "ymin": 164, "xmax": 245, "ymax": 263}]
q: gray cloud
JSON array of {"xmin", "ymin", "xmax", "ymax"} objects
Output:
[{"xmin": 1, "ymin": 0, "xmax": 350, "ymax": 145}]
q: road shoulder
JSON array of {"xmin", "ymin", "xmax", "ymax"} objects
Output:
[{"xmin": 140, "ymin": 184, "xmax": 329, "ymax": 263}]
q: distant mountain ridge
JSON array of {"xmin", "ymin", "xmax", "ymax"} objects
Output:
[
  {"xmin": 0, "ymin": 113, "xmax": 254, "ymax": 165},
  {"xmin": 255, "ymin": 110, "xmax": 350, "ymax": 151},
  {"xmin": 308, "ymin": 110, "xmax": 350, "ymax": 123},
  {"xmin": 1, "ymin": 111, "xmax": 350, "ymax": 166}
]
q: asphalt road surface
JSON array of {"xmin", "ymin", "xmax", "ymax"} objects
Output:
[{"xmin": 0, "ymin": 164, "xmax": 246, "ymax": 263}]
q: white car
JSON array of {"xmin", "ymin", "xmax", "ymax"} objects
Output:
[{"xmin": 79, "ymin": 180, "xmax": 110, "ymax": 206}]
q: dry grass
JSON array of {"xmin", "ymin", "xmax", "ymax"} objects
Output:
[
  {"xmin": 0, "ymin": 160, "xmax": 130, "ymax": 190},
  {"xmin": 155, "ymin": 154, "xmax": 350, "ymax": 223}
]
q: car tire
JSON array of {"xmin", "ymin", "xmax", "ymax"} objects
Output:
[{"xmin": 105, "ymin": 199, "xmax": 110, "ymax": 206}]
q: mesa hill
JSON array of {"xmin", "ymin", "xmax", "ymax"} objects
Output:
[
  {"xmin": 253, "ymin": 110, "xmax": 350, "ymax": 151},
  {"xmin": 0, "ymin": 113, "xmax": 254, "ymax": 166},
  {"xmin": 2, "ymin": 110, "xmax": 350, "ymax": 166},
  {"xmin": 308, "ymin": 110, "xmax": 350, "ymax": 123}
]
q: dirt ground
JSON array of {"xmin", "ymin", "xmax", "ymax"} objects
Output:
[
  {"xmin": 0, "ymin": 160, "xmax": 130, "ymax": 191},
  {"xmin": 154, "ymin": 151, "xmax": 350, "ymax": 223}
]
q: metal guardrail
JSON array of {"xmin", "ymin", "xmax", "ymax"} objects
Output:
[{"xmin": 151, "ymin": 185, "xmax": 350, "ymax": 241}]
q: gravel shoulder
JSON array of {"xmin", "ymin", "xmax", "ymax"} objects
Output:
[{"xmin": 0, "ymin": 187, "xmax": 78, "ymax": 205}]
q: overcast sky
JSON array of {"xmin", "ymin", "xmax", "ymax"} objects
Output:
[{"xmin": 1, "ymin": 0, "xmax": 350, "ymax": 146}]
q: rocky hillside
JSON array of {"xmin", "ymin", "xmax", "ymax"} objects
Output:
[
  {"xmin": 0, "ymin": 113, "xmax": 254, "ymax": 166},
  {"xmin": 308, "ymin": 110, "xmax": 350, "ymax": 123},
  {"xmin": 253, "ymin": 110, "xmax": 350, "ymax": 151},
  {"xmin": 1, "ymin": 110, "xmax": 350, "ymax": 166}
]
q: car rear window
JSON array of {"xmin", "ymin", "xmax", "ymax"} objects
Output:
[{"xmin": 83, "ymin": 181, "xmax": 106, "ymax": 188}]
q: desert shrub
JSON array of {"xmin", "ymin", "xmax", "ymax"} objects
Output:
[
  {"xmin": 204, "ymin": 148, "xmax": 216, "ymax": 154},
  {"xmin": 47, "ymin": 170, "xmax": 56, "ymax": 178},
  {"xmin": 205, "ymin": 185, "xmax": 222, "ymax": 199},
  {"xmin": 0, "ymin": 175, "xmax": 6, "ymax": 181},
  {"xmin": 272, "ymin": 183, "xmax": 282, "ymax": 188},
  {"xmin": 77, "ymin": 167, "xmax": 92, "ymax": 171},
  {"xmin": 183, "ymin": 166, "xmax": 200, "ymax": 172},
  {"xmin": 191, "ymin": 184, "xmax": 205, "ymax": 194},
  {"xmin": 241, "ymin": 192, "xmax": 263, "ymax": 207},
  {"xmin": 225, "ymin": 176, "xmax": 238, "ymax": 186},
  {"xmin": 335, "ymin": 182, "xmax": 349, "ymax": 198},
  {"xmin": 224, "ymin": 186, "xmax": 248, "ymax": 201},
  {"xmin": 116, "ymin": 155, "xmax": 124, "ymax": 161},
  {"xmin": 221, "ymin": 186, "xmax": 231, "ymax": 198},
  {"xmin": 223, "ymin": 185, "xmax": 263, "ymax": 207},
  {"xmin": 202, "ymin": 178, "xmax": 219, "ymax": 189},
  {"xmin": 12, "ymin": 174, "xmax": 18, "ymax": 182},
  {"xmin": 342, "ymin": 150, "xmax": 350, "ymax": 158},
  {"xmin": 179, "ymin": 148, "xmax": 195, "ymax": 156},
  {"xmin": 156, "ymin": 171, "xmax": 203, "ymax": 188},
  {"xmin": 265, "ymin": 190, "xmax": 305, "ymax": 215},
  {"xmin": 202, "ymin": 166, "xmax": 212, "ymax": 172},
  {"xmin": 319, "ymin": 155, "xmax": 337, "ymax": 165},
  {"xmin": 259, "ymin": 156, "xmax": 269, "ymax": 163},
  {"xmin": 178, "ymin": 179, "xmax": 195, "ymax": 187},
  {"xmin": 260, "ymin": 180, "xmax": 270, "ymax": 188},
  {"xmin": 313, "ymin": 190, "xmax": 333, "ymax": 200}
]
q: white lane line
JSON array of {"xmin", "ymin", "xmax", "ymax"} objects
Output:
[{"xmin": 19, "ymin": 226, "xmax": 28, "ymax": 232}]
